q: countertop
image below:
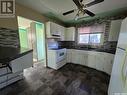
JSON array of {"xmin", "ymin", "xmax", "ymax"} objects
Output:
[
  {"xmin": 66, "ymin": 47, "xmax": 116, "ymax": 54},
  {"xmin": 0, "ymin": 46, "xmax": 33, "ymax": 67}
]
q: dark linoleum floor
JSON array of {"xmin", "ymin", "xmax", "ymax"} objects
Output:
[{"xmin": 0, "ymin": 63, "xmax": 110, "ymax": 95}]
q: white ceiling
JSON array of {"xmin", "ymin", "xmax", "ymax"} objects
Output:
[{"xmin": 16, "ymin": 0, "xmax": 127, "ymax": 22}]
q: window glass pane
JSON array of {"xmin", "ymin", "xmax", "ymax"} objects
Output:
[
  {"xmin": 89, "ymin": 34, "xmax": 101, "ymax": 44},
  {"xmin": 79, "ymin": 34, "xmax": 89, "ymax": 44}
]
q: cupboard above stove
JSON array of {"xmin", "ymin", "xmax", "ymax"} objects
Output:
[
  {"xmin": 46, "ymin": 21, "xmax": 75, "ymax": 41},
  {"xmin": 46, "ymin": 21, "xmax": 65, "ymax": 40}
]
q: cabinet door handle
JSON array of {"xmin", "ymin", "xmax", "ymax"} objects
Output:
[{"xmin": 121, "ymin": 49, "xmax": 127, "ymax": 86}]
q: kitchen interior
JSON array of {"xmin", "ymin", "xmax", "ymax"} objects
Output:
[{"xmin": 0, "ymin": 0, "xmax": 127, "ymax": 95}]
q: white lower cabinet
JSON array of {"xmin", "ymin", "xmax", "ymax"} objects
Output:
[
  {"xmin": 95, "ymin": 53, "xmax": 105, "ymax": 71},
  {"xmin": 66, "ymin": 52, "xmax": 71, "ymax": 63},
  {"xmin": 79, "ymin": 53, "xmax": 85, "ymax": 65},
  {"xmin": 71, "ymin": 50, "xmax": 85, "ymax": 65},
  {"xmin": 66, "ymin": 49, "xmax": 114, "ymax": 75},
  {"xmin": 10, "ymin": 52, "xmax": 33, "ymax": 73},
  {"xmin": 84, "ymin": 53, "xmax": 88, "ymax": 66},
  {"xmin": 71, "ymin": 51, "xmax": 78, "ymax": 64},
  {"xmin": 103, "ymin": 54, "xmax": 114, "ymax": 75},
  {"xmin": 88, "ymin": 54, "xmax": 96, "ymax": 69}
]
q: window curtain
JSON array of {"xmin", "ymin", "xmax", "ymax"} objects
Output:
[
  {"xmin": 76, "ymin": 23, "xmax": 106, "ymax": 47},
  {"xmin": 78, "ymin": 24, "xmax": 105, "ymax": 34}
]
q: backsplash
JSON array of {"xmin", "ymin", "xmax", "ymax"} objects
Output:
[
  {"xmin": 0, "ymin": 28, "xmax": 19, "ymax": 48},
  {"xmin": 58, "ymin": 41, "xmax": 75, "ymax": 49},
  {"xmin": 58, "ymin": 41, "xmax": 117, "ymax": 54},
  {"xmin": 58, "ymin": 21, "xmax": 118, "ymax": 54}
]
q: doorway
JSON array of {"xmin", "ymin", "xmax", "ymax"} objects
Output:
[{"xmin": 17, "ymin": 16, "xmax": 46, "ymax": 65}]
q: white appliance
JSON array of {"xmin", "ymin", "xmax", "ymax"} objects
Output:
[
  {"xmin": 108, "ymin": 17, "xmax": 127, "ymax": 95},
  {"xmin": 47, "ymin": 48, "xmax": 66, "ymax": 70}
]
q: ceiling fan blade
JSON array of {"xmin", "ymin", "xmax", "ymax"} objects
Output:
[
  {"xmin": 84, "ymin": 9, "xmax": 95, "ymax": 17},
  {"xmin": 80, "ymin": 0, "xmax": 83, "ymax": 2},
  {"xmin": 85, "ymin": 0, "xmax": 104, "ymax": 7},
  {"xmin": 73, "ymin": 0, "xmax": 82, "ymax": 9},
  {"xmin": 63, "ymin": 10, "xmax": 75, "ymax": 15}
]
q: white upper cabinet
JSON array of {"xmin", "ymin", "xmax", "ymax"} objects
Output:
[
  {"xmin": 108, "ymin": 20, "xmax": 122, "ymax": 41},
  {"xmin": 65, "ymin": 27, "xmax": 75, "ymax": 41},
  {"xmin": 60, "ymin": 25, "xmax": 65, "ymax": 41},
  {"xmin": 46, "ymin": 21, "xmax": 65, "ymax": 40},
  {"xmin": 46, "ymin": 22, "xmax": 75, "ymax": 41}
]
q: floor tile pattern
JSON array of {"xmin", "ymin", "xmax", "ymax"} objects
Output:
[{"xmin": 0, "ymin": 63, "xmax": 110, "ymax": 95}]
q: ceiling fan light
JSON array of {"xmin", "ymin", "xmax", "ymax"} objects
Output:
[{"xmin": 75, "ymin": 15, "xmax": 79, "ymax": 20}]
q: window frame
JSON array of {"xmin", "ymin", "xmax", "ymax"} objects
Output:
[{"xmin": 77, "ymin": 24, "xmax": 105, "ymax": 45}]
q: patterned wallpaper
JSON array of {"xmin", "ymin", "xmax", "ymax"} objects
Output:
[{"xmin": 0, "ymin": 28, "xmax": 20, "ymax": 48}]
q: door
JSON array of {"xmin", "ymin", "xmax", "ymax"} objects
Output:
[
  {"xmin": 109, "ymin": 18, "xmax": 127, "ymax": 95},
  {"xmin": 19, "ymin": 28, "xmax": 28, "ymax": 48},
  {"xmin": 108, "ymin": 48, "xmax": 126, "ymax": 95},
  {"xmin": 36, "ymin": 22, "xmax": 46, "ymax": 61}
]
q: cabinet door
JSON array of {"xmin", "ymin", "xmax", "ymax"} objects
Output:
[
  {"xmin": 65, "ymin": 27, "xmax": 75, "ymax": 41},
  {"xmin": 103, "ymin": 54, "xmax": 114, "ymax": 75},
  {"xmin": 66, "ymin": 50, "xmax": 72, "ymax": 63},
  {"xmin": 95, "ymin": 53, "xmax": 105, "ymax": 72},
  {"xmin": 71, "ymin": 50, "xmax": 80, "ymax": 64},
  {"xmin": 46, "ymin": 22, "xmax": 51, "ymax": 38},
  {"xmin": 0, "ymin": 75, "xmax": 7, "ymax": 83},
  {"xmin": 78, "ymin": 53, "xmax": 85, "ymax": 65},
  {"xmin": 83, "ymin": 53, "xmax": 89, "ymax": 66},
  {"xmin": 50, "ymin": 22, "xmax": 57, "ymax": 35},
  {"xmin": 88, "ymin": 54, "xmax": 96, "ymax": 69},
  {"xmin": 0, "ymin": 82, "xmax": 6, "ymax": 89},
  {"xmin": 60, "ymin": 26, "xmax": 65, "ymax": 41},
  {"xmin": 10, "ymin": 52, "xmax": 33, "ymax": 73},
  {"xmin": 108, "ymin": 20, "xmax": 122, "ymax": 41}
]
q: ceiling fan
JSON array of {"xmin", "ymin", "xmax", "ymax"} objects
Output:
[{"xmin": 63, "ymin": 0, "xmax": 104, "ymax": 20}]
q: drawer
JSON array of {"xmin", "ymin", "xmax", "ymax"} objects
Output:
[
  {"xmin": 0, "ymin": 75, "xmax": 7, "ymax": 83},
  {"xmin": 0, "ymin": 81, "xmax": 6, "ymax": 89},
  {"xmin": 7, "ymin": 71, "xmax": 23, "ymax": 80},
  {"xmin": 7, "ymin": 74, "xmax": 23, "ymax": 86},
  {"xmin": 0, "ymin": 68, "xmax": 7, "ymax": 76},
  {"xmin": 0, "ymin": 67, "xmax": 11, "ymax": 76}
]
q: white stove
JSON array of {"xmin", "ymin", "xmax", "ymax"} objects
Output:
[{"xmin": 47, "ymin": 48, "xmax": 66, "ymax": 70}]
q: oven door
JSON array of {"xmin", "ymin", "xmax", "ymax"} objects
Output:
[{"xmin": 56, "ymin": 49, "xmax": 66, "ymax": 63}]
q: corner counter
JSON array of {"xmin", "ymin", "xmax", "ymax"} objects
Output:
[
  {"xmin": 66, "ymin": 49, "xmax": 115, "ymax": 75},
  {"xmin": 0, "ymin": 46, "xmax": 33, "ymax": 89},
  {"xmin": 0, "ymin": 46, "xmax": 33, "ymax": 65}
]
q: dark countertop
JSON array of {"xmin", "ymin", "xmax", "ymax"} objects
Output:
[
  {"xmin": 66, "ymin": 47, "xmax": 116, "ymax": 54},
  {"xmin": 0, "ymin": 46, "xmax": 33, "ymax": 67}
]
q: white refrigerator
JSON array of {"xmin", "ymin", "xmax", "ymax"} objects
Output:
[{"xmin": 108, "ymin": 17, "xmax": 127, "ymax": 95}]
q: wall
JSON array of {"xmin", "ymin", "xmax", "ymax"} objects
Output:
[
  {"xmin": 0, "ymin": 3, "xmax": 48, "ymax": 30},
  {"xmin": 0, "ymin": 3, "xmax": 49, "ymax": 47},
  {"xmin": 0, "ymin": 28, "xmax": 19, "ymax": 47}
]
